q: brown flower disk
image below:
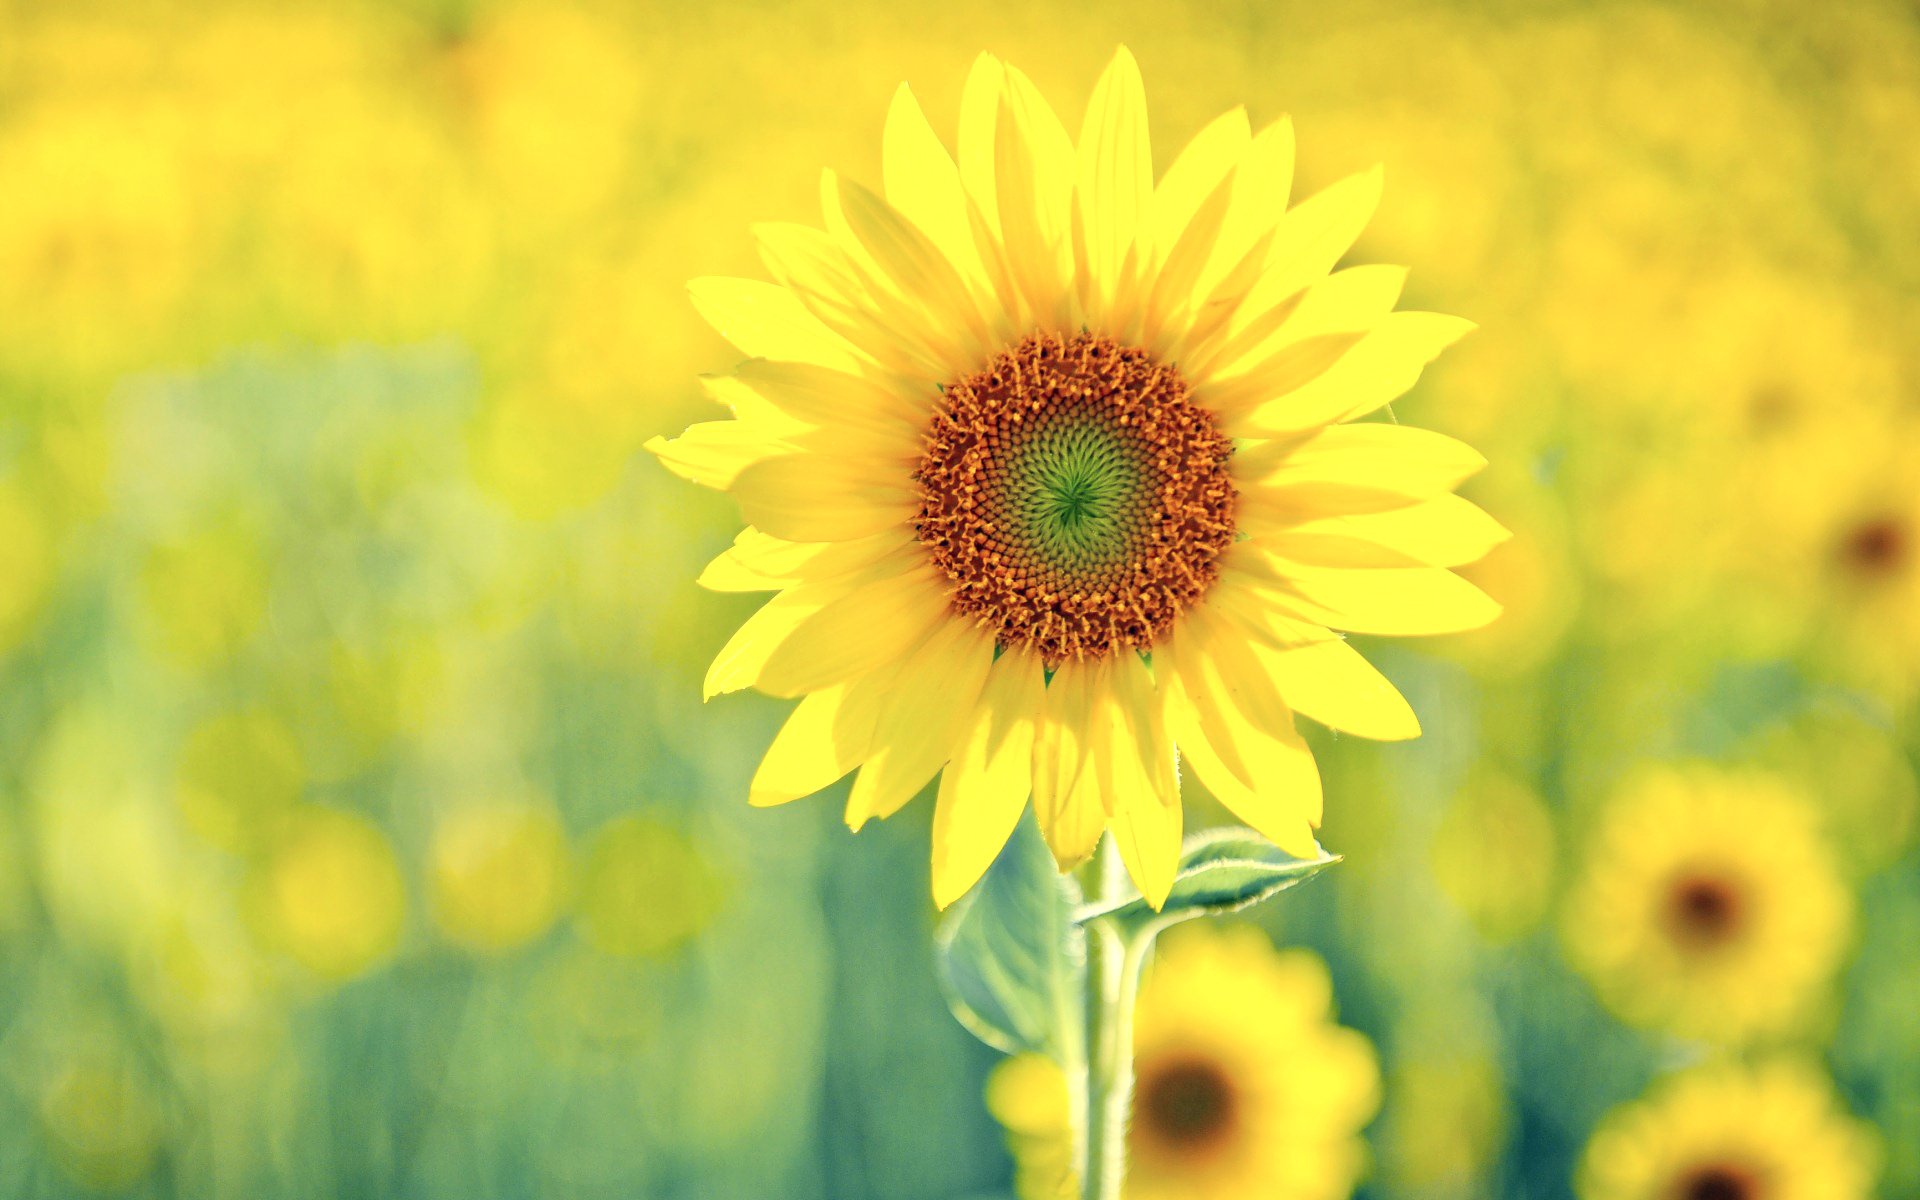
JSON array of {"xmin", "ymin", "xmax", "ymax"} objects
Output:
[{"xmin": 913, "ymin": 331, "xmax": 1236, "ymax": 664}]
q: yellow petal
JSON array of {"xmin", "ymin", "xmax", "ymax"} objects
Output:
[
  {"xmin": 996, "ymin": 63, "xmax": 1076, "ymax": 325},
  {"xmin": 1259, "ymin": 495, "xmax": 1512, "ymax": 567},
  {"xmin": 1192, "ymin": 608, "xmax": 1326, "ymax": 821},
  {"xmin": 1031, "ymin": 659, "xmax": 1107, "ymax": 870},
  {"xmin": 846, "ymin": 618, "xmax": 996, "ymax": 828},
  {"xmin": 1253, "ymin": 635, "xmax": 1420, "ymax": 741},
  {"xmin": 1183, "ymin": 747, "xmax": 1321, "ymax": 856},
  {"xmin": 1142, "ymin": 164, "xmax": 1239, "ymax": 343},
  {"xmin": 704, "ymin": 585, "xmax": 835, "ymax": 699},
  {"xmin": 1109, "ymin": 782, "xmax": 1182, "ymax": 910},
  {"xmin": 930, "ymin": 648, "xmax": 1046, "ymax": 908},
  {"xmin": 1240, "ymin": 164, "xmax": 1383, "ymax": 318},
  {"xmin": 645, "ymin": 422, "xmax": 792, "ymax": 489},
  {"xmin": 687, "ymin": 276, "xmax": 862, "ymax": 372},
  {"xmin": 1198, "ymin": 330, "xmax": 1370, "ymax": 418},
  {"xmin": 835, "ymin": 175, "xmax": 990, "ymax": 370},
  {"xmin": 1233, "ymin": 312, "xmax": 1476, "ymax": 434},
  {"xmin": 728, "ymin": 359, "xmax": 924, "ymax": 436},
  {"xmin": 1103, "ymin": 652, "xmax": 1178, "ymax": 807},
  {"xmin": 755, "ymin": 218, "xmax": 948, "ymax": 383},
  {"xmin": 1102, "ymin": 654, "xmax": 1181, "ymax": 909},
  {"xmin": 1195, "ymin": 116, "xmax": 1295, "ymax": 302},
  {"xmin": 756, "ymin": 565, "xmax": 949, "ymax": 697},
  {"xmin": 728, "ymin": 452, "xmax": 917, "ymax": 543},
  {"xmin": 958, "ymin": 53, "xmax": 1006, "ymax": 239},
  {"xmin": 697, "ymin": 528, "xmax": 909, "ymax": 592},
  {"xmin": 1146, "ymin": 106, "xmax": 1250, "ymax": 263},
  {"xmin": 1259, "ymin": 562, "xmax": 1503, "ymax": 637},
  {"xmin": 1075, "ymin": 46, "xmax": 1152, "ymax": 310},
  {"xmin": 885, "ymin": 82, "xmax": 995, "ymax": 298},
  {"xmin": 1192, "ymin": 263, "xmax": 1406, "ymax": 382},
  {"xmin": 749, "ymin": 675, "xmax": 890, "ymax": 806},
  {"xmin": 699, "ymin": 371, "xmax": 807, "ymax": 434},
  {"xmin": 1235, "ymin": 422, "xmax": 1487, "ymax": 517},
  {"xmin": 1162, "ymin": 619, "xmax": 1325, "ymax": 842}
]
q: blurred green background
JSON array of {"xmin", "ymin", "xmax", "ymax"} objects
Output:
[{"xmin": 2, "ymin": 0, "xmax": 1918, "ymax": 1196}]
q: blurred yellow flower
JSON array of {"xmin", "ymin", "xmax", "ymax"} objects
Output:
[
  {"xmin": 653, "ymin": 46, "xmax": 1501, "ymax": 909},
  {"xmin": 253, "ymin": 807, "xmax": 406, "ymax": 981},
  {"xmin": 174, "ymin": 709, "xmax": 304, "ymax": 855},
  {"xmin": 989, "ymin": 925, "xmax": 1378, "ymax": 1200},
  {"xmin": 1746, "ymin": 708, "xmax": 1919, "ymax": 875},
  {"xmin": 36, "ymin": 1058, "xmax": 164, "ymax": 1192},
  {"xmin": 429, "ymin": 800, "xmax": 572, "ymax": 954},
  {"xmin": 444, "ymin": 3, "xmax": 643, "ymax": 233},
  {"xmin": 1794, "ymin": 420, "xmax": 1920, "ymax": 709},
  {"xmin": 0, "ymin": 98, "xmax": 200, "ymax": 376},
  {"xmin": 1430, "ymin": 771, "xmax": 1555, "ymax": 942},
  {"xmin": 574, "ymin": 815, "xmax": 726, "ymax": 958},
  {"xmin": 1562, "ymin": 766, "xmax": 1852, "ymax": 1044},
  {"xmin": 137, "ymin": 517, "xmax": 271, "ymax": 672},
  {"xmin": 1578, "ymin": 1061, "xmax": 1877, "ymax": 1200},
  {"xmin": 1376, "ymin": 1053, "xmax": 1505, "ymax": 1197}
]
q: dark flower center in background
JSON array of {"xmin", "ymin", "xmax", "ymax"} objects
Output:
[
  {"xmin": 1839, "ymin": 514, "xmax": 1908, "ymax": 579},
  {"xmin": 914, "ymin": 331, "xmax": 1236, "ymax": 664},
  {"xmin": 1133, "ymin": 1054, "xmax": 1240, "ymax": 1161},
  {"xmin": 1677, "ymin": 1162, "xmax": 1762, "ymax": 1200},
  {"xmin": 1666, "ymin": 873, "xmax": 1745, "ymax": 948}
]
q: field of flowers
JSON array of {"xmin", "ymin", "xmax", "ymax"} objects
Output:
[{"xmin": 1, "ymin": 1, "xmax": 1916, "ymax": 1197}]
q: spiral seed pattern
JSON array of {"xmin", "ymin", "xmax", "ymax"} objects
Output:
[{"xmin": 913, "ymin": 331, "xmax": 1236, "ymax": 663}]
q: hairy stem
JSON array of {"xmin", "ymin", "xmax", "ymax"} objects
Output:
[{"xmin": 1081, "ymin": 843, "xmax": 1147, "ymax": 1200}]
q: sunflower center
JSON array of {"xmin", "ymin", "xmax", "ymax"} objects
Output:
[
  {"xmin": 1839, "ymin": 514, "xmax": 1908, "ymax": 578},
  {"xmin": 913, "ymin": 331, "xmax": 1235, "ymax": 664},
  {"xmin": 1666, "ymin": 872, "xmax": 1745, "ymax": 948},
  {"xmin": 1676, "ymin": 1163, "xmax": 1762, "ymax": 1200},
  {"xmin": 1134, "ymin": 1054, "xmax": 1239, "ymax": 1160}
]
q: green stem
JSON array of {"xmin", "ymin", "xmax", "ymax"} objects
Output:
[{"xmin": 1080, "ymin": 843, "xmax": 1148, "ymax": 1200}]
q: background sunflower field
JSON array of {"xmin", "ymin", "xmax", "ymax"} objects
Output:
[{"xmin": 2, "ymin": 0, "xmax": 1917, "ymax": 1197}]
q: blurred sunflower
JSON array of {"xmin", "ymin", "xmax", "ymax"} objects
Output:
[
  {"xmin": 988, "ymin": 925, "xmax": 1378, "ymax": 1200},
  {"xmin": 1799, "ymin": 421, "xmax": 1920, "ymax": 708},
  {"xmin": 652, "ymin": 47, "xmax": 1502, "ymax": 907},
  {"xmin": 1578, "ymin": 1061, "xmax": 1877, "ymax": 1200},
  {"xmin": 1562, "ymin": 766, "xmax": 1852, "ymax": 1044}
]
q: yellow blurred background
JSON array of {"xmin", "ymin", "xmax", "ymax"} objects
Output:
[{"xmin": 1, "ymin": 0, "xmax": 1917, "ymax": 1197}]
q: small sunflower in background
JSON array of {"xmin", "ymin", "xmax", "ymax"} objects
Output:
[
  {"xmin": 652, "ymin": 47, "xmax": 1503, "ymax": 907},
  {"xmin": 987, "ymin": 925, "xmax": 1378, "ymax": 1200},
  {"xmin": 1561, "ymin": 766, "xmax": 1853, "ymax": 1044},
  {"xmin": 1578, "ymin": 1061, "xmax": 1877, "ymax": 1200},
  {"xmin": 1806, "ymin": 425, "xmax": 1920, "ymax": 710}
]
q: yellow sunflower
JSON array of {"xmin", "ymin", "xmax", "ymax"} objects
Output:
[
  {"xmin": 651, "ymin": 48, "xmax": 1503, "ymax": 907},
  {"xmin": 1578, "ymin": 1061, "xmax": 1877, "ymax": 1200},
  {"xmin": 987, "ymin": 924, "xmax": 1378, "ymax": 1200},
  {"xmin": 1561, "ymin": 765, "xmax": 1853, "ymax": 1044}
]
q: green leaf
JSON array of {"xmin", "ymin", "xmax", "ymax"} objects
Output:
[
  {"xmin": 1075, "ymin": 826, "xmax": 1338, "ymax": 933},
  {"xmin": 934, "ymin": 811, "xmax": 1086, "ymax": 1059}
]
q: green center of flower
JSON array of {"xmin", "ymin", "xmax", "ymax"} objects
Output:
[
  {"xmin": 913, "ymin": 332, "xmax": 1236, "ymax": 664},
  {"xmin": 1003, "ymin": 412, "xmax": 1153, "ymax": 578}
]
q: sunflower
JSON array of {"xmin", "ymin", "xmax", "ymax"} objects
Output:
[
  {"xmin": 987, "ymin": 924, "xmax": 1378, "ymax": 1200},
  {"xmin": 1578, "ymin": 1061, "xmax": 1877, "ymax": 1200},
  {"xmin": 1802, "ymin": 419, "xmax": 1920, "ymax": 708},
  {"xmin": 1561, "ymin": 765, "xmax": 1853, "ymax": 1044},
  {"xmin": 651, "ymin": 48, "xmax": 1503, "ymax": 907}
]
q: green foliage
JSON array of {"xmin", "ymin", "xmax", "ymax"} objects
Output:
[
  {"xmin": 935, "ymin": 813, "xmax": 1087, "ymax": 1060},
  {"xmin": 1076, "ymin": 828, "xmax": 1339, "ymax": 938}
]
